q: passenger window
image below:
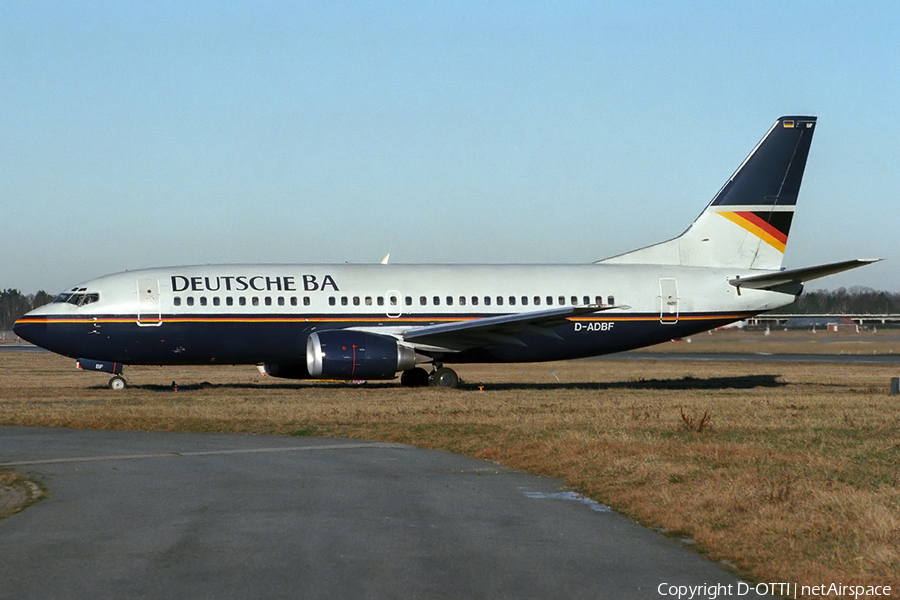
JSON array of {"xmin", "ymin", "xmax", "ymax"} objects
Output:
[
  {"xmin": 278, "ymin": 297, "xmax": 285, "ymax": 306},
  {"xmin": 365, "ymin": 297, "xmax": 373, "ymax": 306},
  {"xmin": 459, "ymin": 296, "xmax": 466, "ymax": 306},
  {"xmin": 290, "ymin": 297, "xmax": 297, "ymax": 306},
  {"xmin": 433, "ymin": 296, "xmax": 440, "ymax": 306},
  {"xmin": 583, "ymin": 296, "xmax": 590, "ymax": 306},
  {"xmin": 213, "ymin": 297, "xmax": 221, "ymax": 306},
  {"xmin": 496, "ymin": 296, "xmax": 503, "ymax": 306},
  {"xmin": 571, "ymin": 296, "xmax": 578, "ymax": 305},
  {"xmin": 507, "ymin": 296, "xmax": 515, "ymax": 306},
  {"xmin": 200, "ymin": 297, "xmax": 208, "ymax": 307},
  {"xmin": 420, "ymin": 296, "xmax": 427, "ymax": 306},
  {"xmin": 472, "ymin": 296, "xmax": 479, "ymax": 306},
  {"xmin": 595, "ymin": 295, "xmax": 603, "ymax": 305},
  {"xmin": 239, "ymin": 297, "xmax": 247, "ymax": 306},
  {"xmin": 405, "ymin": 297, "xmax": 412, "ymax": 306},
  {"xmin": 377, "ymin": 297, "xmax": 385, "ymax": 306},
  {"xmin": 341, "ymin": 297, "xmax": 348, "ymax": 306},
  {"xmin": 546, "ymin": 296, "xmax": 553, "ymax": 305},
  {"xmin": 226, "ymin": 297, "xmax": 234, "ymax": 306},
  {"xmin": 303, "ymin": 297, "xmax": 311, "ymax": 306},
  {"xmin": 328, "ymin": 297, "xmax": 336, "ymax": 306},
  {"xmin": 353, "ymin": 296, "xmax": 360, "ymax": 306},
  {"xmin": 558, "ymin": 296, "xmax": 565, "ymax": 305},
  {"xmin": 446, "ymin": 296, "xmax": 453, "ymax": 306},
  {"xmin": 484, "ymin": 296, "xmax": 491, "ymax": 306},
  {"xmin": 608, "ymin": 295, "xmax": 615, "ymax": 305},
  {"xmin": 174, "ymin": 297, "xmax": 181, "ymax": 307},
  {"xmin": 534, "ymin": 296, "xmax": 540, "ymax": 305},
  {"xmin": 252, "ymin": 297, "xmax": 260, "ymax": 306},
  {"xmin": 187, "ymin": 297, "xmax": 195, "ymax": 306},
  {"xmin": 521, "ymin": 296, "xmax": 528, "ymax": 306},
  {"xmin": 265, "ymin": 297, "xmax": 272, "ymax": 306}
]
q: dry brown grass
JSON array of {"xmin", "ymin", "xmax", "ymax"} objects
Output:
[{"xmin": 1, "ymin": 343, "xmax": 899, "ymax": 598}]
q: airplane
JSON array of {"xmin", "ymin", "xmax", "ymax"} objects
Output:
[{"xmin": 14, "ymin": 115, "xmax": 879, "ymax": 390}]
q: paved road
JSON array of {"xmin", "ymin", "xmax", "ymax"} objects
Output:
[{"xmin": 0, "ymin": 427, "xmax": 766, "ymax": 599}]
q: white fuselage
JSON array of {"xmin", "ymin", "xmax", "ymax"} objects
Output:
[{"xmin": 15, "ymin": 262, "xmax": 793, "ymax": 369}]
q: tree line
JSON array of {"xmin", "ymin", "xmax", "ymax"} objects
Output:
[
  {"xmin": 778, "ymin": 287, "xmax": 900, "ymax": 315},
  {"xmin": 1, "ymin": 289, "xmax": 54, "ymax": 331},
  {"xmin": 2, "ymin": 286, "xmax": 900, "ymax": 332}
]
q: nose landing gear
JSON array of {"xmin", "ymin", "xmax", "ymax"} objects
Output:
[
  {"xmin": 108, "ymin": 375, "xmax": 127, "ymax": 390},
  {"xmin": 76, "ymin": 358, "xmax": 127, "ymax": 390}
]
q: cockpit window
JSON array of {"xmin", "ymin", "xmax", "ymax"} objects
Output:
[{"xmin": 52, "ymin": 291, "xmax": 100, "ymax": 306}]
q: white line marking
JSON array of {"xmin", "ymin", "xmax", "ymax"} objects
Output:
[{"xmin": 0, "ymin": 442, "xmax": 413, "ymax": 467}]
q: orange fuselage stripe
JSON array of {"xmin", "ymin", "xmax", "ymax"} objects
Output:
[{"xmin": 16, "ymin": 313, "xmax": 749, "ymax": 326}]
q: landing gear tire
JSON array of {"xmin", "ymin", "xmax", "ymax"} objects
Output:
[
  {"xmin": 108, "ymin": 375, "xmax": 127, "ymax": 391},
  {"xmin": 429, "ymin": 367, "xmax": 459, "ymax": 389},
  {"xmin": 400, "ymin": 367, "xmax": 430, "ymax": 388}
]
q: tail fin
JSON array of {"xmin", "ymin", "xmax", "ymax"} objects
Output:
[{"xmin": 598, "ymin": 116, "xmax": 817, "ymax": 270}]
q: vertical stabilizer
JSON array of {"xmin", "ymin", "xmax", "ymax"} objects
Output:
[{"xmin": 598, "ymin": 116, "xmax": 817, "ymax": 269}]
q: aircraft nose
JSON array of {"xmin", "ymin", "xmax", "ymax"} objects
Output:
[{"xmin": 13, "ymin": 315, "xmax": 46, "ymax": 347}]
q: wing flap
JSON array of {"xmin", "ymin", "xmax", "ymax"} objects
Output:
[{"xmin": 402, "ymin": 304, "xmax": 627, "ymax": 352}]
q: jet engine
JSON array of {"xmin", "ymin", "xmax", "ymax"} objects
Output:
[{"xmin": 306, "ymin": 330, "xmax": 417, "ymax": 380}]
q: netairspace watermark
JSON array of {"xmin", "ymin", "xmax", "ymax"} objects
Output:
[{"xmin": 657, "ymin": 582, "xmax": 893, "ymax": 599}]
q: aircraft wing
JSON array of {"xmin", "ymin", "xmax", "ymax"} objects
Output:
[
  {"xmin": 729, "ymin": 258, "xmax": 881, "ymax": 291},
  {"xmin": 400, "ymin": 304, "xmax": 627, "ymax": 352}
]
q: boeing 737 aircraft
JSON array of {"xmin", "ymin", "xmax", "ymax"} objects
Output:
[{"xmin": 14, "ymin": 116, "xmax": 878, "ymax": 389}]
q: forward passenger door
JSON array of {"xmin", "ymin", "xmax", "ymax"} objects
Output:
[{"xmin": 137, "ymin": 278, "xmax": 162, "ymax": 326}]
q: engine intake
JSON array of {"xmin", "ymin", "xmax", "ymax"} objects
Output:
[{"xmin": 306, "ymin": 330, "xmax": 416, "ymax": 380}]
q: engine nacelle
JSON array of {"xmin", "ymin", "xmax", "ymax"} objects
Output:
[{"xmin": 306, "ymin": 330, "xmax": 417, "ymax": 380}]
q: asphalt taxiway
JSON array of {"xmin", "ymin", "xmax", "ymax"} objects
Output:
[{"xmin": 0, "ymin": 426, "xmax": 767, "ymax": 599}]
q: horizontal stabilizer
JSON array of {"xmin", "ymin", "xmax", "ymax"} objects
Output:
[{"xmin": 729, "ymin": 259, "xmax": 881, "ymax": 291}]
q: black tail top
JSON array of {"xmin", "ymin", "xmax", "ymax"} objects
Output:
[{"xmin": 711, "ymin": 116, "xmax": 816, "ymax": 207}]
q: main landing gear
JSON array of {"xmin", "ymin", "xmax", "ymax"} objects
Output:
[
  {"xmin": 429, "ymin": 366, "xmax": 459, "ymax": 388},
  {"xmin": 400, "ymin": 364, "xmax": 459, "ymax": 389}
]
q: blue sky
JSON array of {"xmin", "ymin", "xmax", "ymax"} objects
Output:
[{"xmin": 3, "ymin": 1, "xmax": 899, "ymax": 293}]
